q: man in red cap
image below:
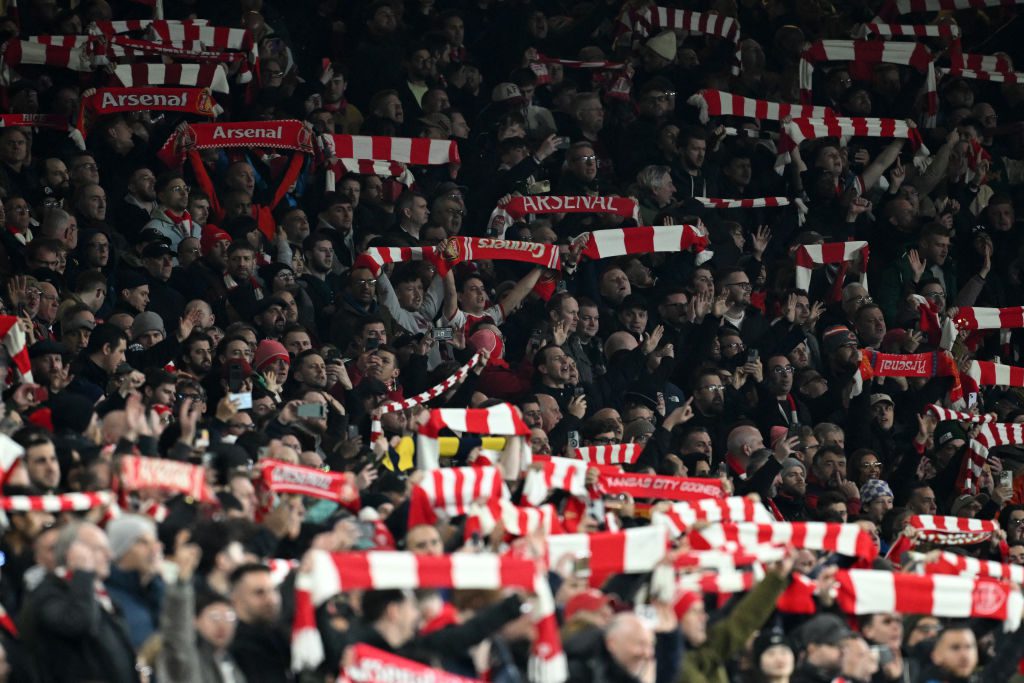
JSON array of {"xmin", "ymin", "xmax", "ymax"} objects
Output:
[{"xmin": 181, "ymin": 224, "xmax": 232, "ymax": 306}]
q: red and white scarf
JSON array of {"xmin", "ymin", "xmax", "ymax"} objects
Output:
[
  {"xmin": 343, "ymin": 644, "xmax": 483, "ymax": 683},
  {"xmin": 967, "ymin": 360, "xmax": 1024, "ymax": 387},
  {"xmin": 546, "ymin": 526, "xmax": 668, "ymax": 587},
  {"xmin": 962, "ymin": 423, "xmax": 1024, "ymax": 494},
  {"xmin": 652, "ymin": 496, "xmax": 774, "ymax": 537},
  {"xmin": 859, "ymin": 22, "xmax": 961, "ymax": 38},
  {"xmin": 0, "ymin": 435, "xmax": 23, "ymax": 487},
  {"xmin": 321, "ymin": 133, "xmax": 458, "ymax": 187},
  {"xmin": 291, "ymin": 551, "xmax": 539, "ymax": 672},
  {"xmin": 258, "ymin": 459, "xmax": 360, "ymax": 508},
  {"xmin": 1, "ymin": 39, "xmax": 99, "ymax": 74},
  {"xmin": 146, "ymin": 21, "xmax": 257, "ymax": 83},
  {"xmin": 954, "ymin": 306, "xmax": 1024, "ymax": 331},
  {"xmin": 672, "ymin": 546, "xmax": 786, "ymax": 570},
  {"xmin": 572, "ymin": 444, "xmax": 641, "ymax": 466},
  {"xmin": 624, "ymin": 8, "xmax": 741, "ymax": 74},
  {"xmin": 579, "ymin": 224, "xmax": 710, "ymax": 263},
  {"xmin": 416, "ymin": 404, "xmax": 531, "ymax": 471},
  {"xmin": 783, "ymin": 116, "xmax": 926, "ymax": 149},
  {"xmin": 324, "ymin": 160, "xmax": 414, "ymax": 189},
  {"xmin": 465, "ymin": 498, "xmax": 563, "ymax": 538},
  {"xmin": 687, "ymin": 89, "xmax": 834, "ymax": 124},
  {"xmin": 0, "ymin": 490, "xmax": 114, "ymax": 512},
  {"xmin": 118, "ymin": 455, "xmax": 216, "ymax": 502},
  {"xmin": 267, "ymin": 558, "xmax": 299, "ymax": 587},
  {"xmin": 921, "ymin": 550, "xmax": 1024, "ymax": 585},
  {"xmin": 110, "ymin": 63, "xmax": 229, "ymax": 94},
  {"xmin": 690, "ymin": 522, "xmax": 879, "ymax": 560},
  {"xmin": 488, "ymin": 195, "xmax": 638, "ymax": 238},
  {"xmin": 370, "ymin": 353, "xmax": 480, "ymax": 442},
  {"xmin": 156, "ymin": 119, "xmax": 314, "ymax": 166},
  {"xmin": 925, "ymin": 403, "xmax": 994, "ymax": 423},
  {"xmin": 79, "ymin": 87, "xmax": 217, "ymax": 136},
  {"xmin": 799, "ymin": 40, "xmax": 937, "ymax": 123},
  {"xmin": 793, "ymin": 241, "xmax": 869, "ymax": 292},
  {"xmin": 407, "ymin": 466, "xmax": 509, "ymax": 528},
  {"xmin": 359, "ymin": 246, "xmax": 433, "ymax": 276},
  {"xmin": 599, "ymin": 472, "xmax": 724, "ymax": 502},
  {"xmin": 0, "ymin": 315, "xmax": 33, "ymax": 384},
  {"xmin": 835, "ymin": 569, "xmax": 1023, "ymax": 630},
  {"xmin": 910, "ymin": 514, "xmax": 998, "ymax": 543},
  {"xmin": 676, "ymin": 568, "xmax": 764, "ymax": 594},
  {"xmin": 523, "ymin": 456, "xmax": 595, "ymax": 505},
  {"xmin": 852, "ymin": 349, "xmax": 961, "ymax": 399},
  {"xmin": 882, "ymin": 0, "xmax": 1022, "ymax": 16},
  {"xmin": 536, "ymin": 53, "xmax": 625, "ymax": 70}
]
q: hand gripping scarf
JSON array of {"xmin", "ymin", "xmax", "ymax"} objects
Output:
[
  {"xmin": 799, "ymin": 40, "xmax": 937, "ymax": 124},
  {"xmin": 156, "ymin": 119, "xmax": 314, "ymax": 167},
  {"xmin": 687, "ymin": 89, "xmax": 835, "ymax": 124},
  {"xmin": 651, "ymin": 496, "xmax": 774, "ymax": 537},
  {"xmin": 793, "ymin": 241, "xmax": 870, "ymax": 293},
  {"xmin": 369, "ymin": 353, "xmax": 480, "ymax": 442},
  {"xmin": 487, "ymin": 195, "xmax": 639, "ymax": 239},
  {"xmin": 835, "ymin": 569, "xmax": 1023, "ymax": 631},
  {"xmin": 291, "ymin": 551, "xmax": 547, "ymax": 673}
]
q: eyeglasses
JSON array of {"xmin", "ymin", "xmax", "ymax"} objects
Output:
[
  {"xmin": 169, "ymin": 184, "xmax": 190, "ymax": 194},
  {"xmin": 355, "ymin": 278, "xmax": 378, "ymax": 287},
  {"xmin": 572, "ymin": 155, "xmax": 597, "ymax": 163},
  {"xmin": 845, "ymin": 295, "xmax": 873, "ymax": 306},
  {"xmin": 771, "ymin": 365, "xmax": 796, "ymax": 375},
  {"xmin": 860, "ymin": 461, "xmax": 883, "ymax": 469},
  {"xmin": 922, "ymin": 291, "xmax": 944, "ymax": 300},
  {"xmin": 722, "ymin": 341, "xmax": 745, "ymax": 352},
  {"xmin": 725, "ymin": 281, "xmax": 752, "ymax": 290},
  {"xmin": 699, "ymin": 384, "xmax": 726, "ymax": 394},
  {"xmin": 74, "ymin": 163, "xmax": 98, "ymax": 171}
]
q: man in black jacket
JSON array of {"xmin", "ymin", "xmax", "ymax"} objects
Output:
[
  {"xmin": 230, "ymin": 563, "xmax": 293, "ymax": 683},
  {"xmin": 19, "ymin": 521, "xmax": 139, "ymax": 683}
]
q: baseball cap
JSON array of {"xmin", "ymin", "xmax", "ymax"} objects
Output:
[
  {"xmin": 564, "ymin": 589, "xmax": 611, "ymax": 621},
  {"xmin": 29, "ymin": 339, "xmax": 67, "ymax": 358},
  {"xmin": 796, "ymin": 614, "xmax": 854, "ymax": 647},
  {"xmin": 62, "ymin": 316, "xmax": 96, "ymax": 333},
  {"xmin": 492, "ymin": 82, "xmax": 525, "ymax": 103},
  {"xmin": 951, "ymin": 493, "xmax": 989, "ymax": 516},
  {"xmin": 141, "ymin": 242, "xmax": 175, "ymax": 259},
  {"xmin": 418, "ymin": 113, "xmax": 452, "ymax": 138},
  {"xmin": 934, "ymin": 420, "xmax": 967, "ymax": 448},
  {"xmin": 869, "ymin": 393, "xmax": 894, "ymax": 407}
]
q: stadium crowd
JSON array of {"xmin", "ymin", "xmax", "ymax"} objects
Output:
[{"xmin": 0, "ymin": 0, "xmax": 1021, "ymax": 681}]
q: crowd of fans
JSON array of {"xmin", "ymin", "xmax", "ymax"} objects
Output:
[{"xmin": 0, "ymin": 0, "xmax": 1020, "ymax": 681}]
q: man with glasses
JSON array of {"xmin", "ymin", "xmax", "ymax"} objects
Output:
[
  {"xmin": 715, "ymin": 266, "xmax": 769, "ymax": 348},
  {"xmin": 561, "ymin": 142, "xmax": 600, "ymax": 195},
  {"xmin": 755, "ymin": 354, "xmax": 811, "ymax": 434},
  {"xmin": 144, "ymin": 173, "xmax": 199, "ymax": 252},
  {"xmin": 430, "ymin": 195, "xmax": 464, "ymax": 236}
]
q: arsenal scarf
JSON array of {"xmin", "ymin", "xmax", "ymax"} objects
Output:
[
  {"xmin": 79, "ymin": 87, "xmax": 217, "ymax": 137},
  {"xmin": 799, "ymin": 40, "xmax": 937, "ymax": 123},
  {"xmin": 851, "ymin": 349, "xmax": 960, "ymax": 399},
  {"xmin": 437, "ymin": 237, "xmax": 561, "ymax": 274},
  {"xmin": 546, "ymin": 526, "xmax": 668, "ymax": 588},
  {"xmin": 358, "ymin": 246, "xmax": 433, "ymax": 276},
  {"xmin": 536, "ymin": 53, "xmax": 626, "ymax": 70},
  {"xmin": 572, "ymin": 444, "xmax": 641, "ymax": 466},
  {"xmin": 687, "ymin": 89, "xmax": 835, "ymax": 124},
  {"xmin": 0, "ymin": 490, "xmax": 114, "ymax": 512},
  {"xmin": 690, "ymin": 522, "xmax": 880, "ymax": 560},
  {"xmin": 860, "ymin": 22, "xmax": 961, "ymax": 38},
  {"xmin": 652, "ymin": 496, "xmax": 774, "ymax": 536},
  {"xmin": 110, "ymin": 63, "xmax": 230, "ymax": 94},
  {"xmin": 118, "ymin": 455, "xmax": 216, "ymax": 503},
  {"xmin": 909, "ymin": 514, "xmax": 997, "ymax": 544},
  {"xmin": 258, "ymin": 459, "xmax": 360, "ymax": 509},
  {"xmin": 967, "ymin": 360, "xmax": 1024, "ymax": 387},
  {"xmin": 416, "ymin": 403, "xmax": 531, "ymax": 471},
  {"xmin": 835, "ymin": 569, "xmax": 1023, "ymax": 631},
  {"xmin": 344, "ymin": 645, "xmax": 483, "ymax": 683},
  {"xmin": 793, "ymin": 241, "xmax": 869, "ymax": 293},
  {"xmin": 579, "ymin": 224, "xmax": 710, "ymax": 263},
  {"xmin": 922, "ymin": 550, "xmax": 1024, "ymax": 585},
  {"xmin": 488, "ymin": 195, "xmax": 639, "ymax": 238},
  {"xmin": 370, "ymin": 353, "xmax": 480, "ymax": 442},
  {"xmin": 407, "ymin": 466, "xmax": 509, "ymax": 528},
  {"xmin": 599, "ymin": 472, "xmax": 724, "ymax": 501},
  {"xmin": 156, "ymin": 119, "xmax": 314, "ymax": 167},
  {"xmin": 291, "ymin": 551, "xmax": 539, "ymax": 672},
  {"xmin": 624, "ymin": 7, "xmax": 741, "ymax": 74}
]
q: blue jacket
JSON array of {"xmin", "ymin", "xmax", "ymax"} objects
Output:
[{"xmin": 106, "ymin": 566, "xmax": 165, "ymax": 648}]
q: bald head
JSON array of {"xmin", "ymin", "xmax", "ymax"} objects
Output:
[
  {"xmin": 605, "ymin": 613, "xmax": 655, "ymax": 674},
  {"xmin": 604, "ymin": 331, "xmax": 639, "ymax": 359},
  {"xmin": 727, "ymin": 425, "xmax": 765, "ymax": 459}
]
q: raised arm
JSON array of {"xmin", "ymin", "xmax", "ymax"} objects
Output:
[{"xmin": 497, "ymin": 267, "xmax": 543, "ymax": 317}]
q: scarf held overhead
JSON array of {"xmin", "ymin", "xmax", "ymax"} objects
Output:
[{"xmin": 157, "ymin": 119, "xmax": 314, "ymax": 166}]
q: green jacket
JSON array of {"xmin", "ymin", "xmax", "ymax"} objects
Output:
[
  {"xmin": 876, "ymin": 249, "xmax": 958, "ymax": 323},
  {"xmin": 673, "ymin": 571, "xmax": 789, "ymax": 683}
]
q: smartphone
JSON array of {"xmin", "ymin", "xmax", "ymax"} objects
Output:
[
  {"xmin": 356, "ymin": 521, "xmax": 376, "ymax": 546},
  {"xmin": 573, "ymin": 385, "xmax": 586, "ymax": 397},
  {"xmin": 297, "ymin": 402, "xmax": 328, "ymax": 419},
  {"xmin": 324, "ymin": 348, "xmax": 342, "ymax": 364},
  {"xmin": 747, "ymin": 348, "xmax": 759, "ymax": 364},
  {"xmin": 365, "ymin": 337, "xmax": 380, "ymax": 351},
  {"xmin": 348, "ymin": 424, "xmax": 360, "ymax": 439},
  {"xmin": 528, "ymin": 329, "xmax": 543, "ymax": 349},
  {"xmin": 567, "ymin": 429, "xmax": 580, "ymax": 451},
  {"xmin": 228, "ymin": 392, "xmax": 253, "ymax": 410},
  {"xmin": 1001, "ymin": 471, "xmax": 1013, "ymax": 489},
  {"xmin": 573, "ymin": 554, "xmax": 591, "ymax": 578},
  {"xmin": 554, "ymin": 136, "xmax": 571, "ymax": 150},
  {"xmin": 718, "ymin": 462, "xmax": 728, "ymax": 478},
  {"xmin": 228, "ymin": 364, "xmax": 243, "ymax": 393},
  {"xmin": 432, "ymin": 326, "xmax": 454, "ymax": 341}
]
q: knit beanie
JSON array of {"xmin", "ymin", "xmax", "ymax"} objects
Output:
[{"xmin": 106, "ymin": 514, "xmax": 157, "ymax": 560}]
